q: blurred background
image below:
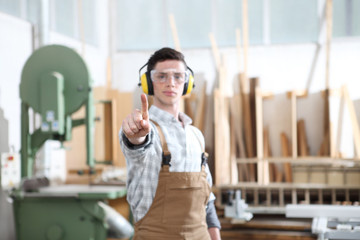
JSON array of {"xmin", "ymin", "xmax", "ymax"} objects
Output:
[{"xmin": 1, "ymin": 1, "xmax": 360, "ymax": 240}]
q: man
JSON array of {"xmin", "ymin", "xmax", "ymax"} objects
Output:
[{"xmin": 120, "ymin": 47, "xmax": 221, "ymax": 239}]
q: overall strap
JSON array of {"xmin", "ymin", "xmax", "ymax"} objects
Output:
[
  {"xmin": 190, "ymin": 127, "xmax": 209, "ymax": 168},
  {"xmin": 150, "ymin": 120, "xmax": 171, "ymax": 167}
]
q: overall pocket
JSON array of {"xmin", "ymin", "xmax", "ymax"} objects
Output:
[{"xmin": 162, "ymin": 182, "xmax": 207, "ymax": 225}]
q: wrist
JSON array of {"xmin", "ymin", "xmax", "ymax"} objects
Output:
[{"xmin": 127, "ymin": 136, "xmax": 147, "ymax": 145}]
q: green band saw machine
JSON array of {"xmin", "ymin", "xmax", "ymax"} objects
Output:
[{"xmin": 11, "ymin": 44, "xmax": 133, "ymax": 240}]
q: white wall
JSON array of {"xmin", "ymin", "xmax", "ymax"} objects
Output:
[{"xmin": 0, "ymin": 13, "xmax": 32, "ymax": 153}]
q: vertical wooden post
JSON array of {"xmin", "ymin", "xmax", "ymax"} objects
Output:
[
  {"xmin": 291, "ymin": 91, "xmax": 298, "ymax": 158},
  {"xmin": 256, "ymin": 87, "xmax": 267, "ymax": 185}
]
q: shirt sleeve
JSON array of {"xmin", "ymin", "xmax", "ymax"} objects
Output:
[
  {"xmin": 206, "ymin": 200, "xmax": 221, "ymax": 229},
  {"xmin": 118, "ymin": 127, "xmax": 154, "ymax": 163}
]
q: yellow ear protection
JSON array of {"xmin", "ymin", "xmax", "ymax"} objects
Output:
[{"xmin": 138, "ymin": 63, "xmax": 195, "ymax": 96}]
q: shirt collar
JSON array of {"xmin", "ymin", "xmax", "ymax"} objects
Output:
[{"xmin": 149, "ymin": 105, "xmax": 192, "ymax": 126}]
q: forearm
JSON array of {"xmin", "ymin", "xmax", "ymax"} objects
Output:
[{"xmin": 208, "ymin": 227, "xmax": 221, "ymax": 240}]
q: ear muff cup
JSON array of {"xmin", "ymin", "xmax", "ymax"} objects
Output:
[
  {"xmin": 140, "ymin": 71, "xmax": 154, "ymax": 95},
  {"xmin": 182, "ymin": 73, "xmax": 194, "ymax": 95}
]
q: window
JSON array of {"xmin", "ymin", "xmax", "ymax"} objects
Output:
[
  {"xmin": 215, "ymin": 0, "xmax": 263, "ymax": 46},
  {"xmin": 270, "ymin": 0, "xmax": 318, "ymax": 44},
  {"xmin": 51, "ymin": 0, "xmax": 98, "ymax": 46},
  {"xmin": 0, "ymin": 0, "xmax": 21, "ymax": 17},
  {"xmin": 333, "ymin": 0, "xmax": 360, "ymax": 37},
  {"xmin": 116, "ymin": 0, "xmax": 166, "ymax": 51}
]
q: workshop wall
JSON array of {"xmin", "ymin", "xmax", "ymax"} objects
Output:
[{"xmin": 1, "ymin": 9, "xmax": 360, "ymax": 156}]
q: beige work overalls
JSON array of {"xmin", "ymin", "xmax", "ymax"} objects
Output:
[{"xmin": 133, "ymin": 121, "xmax": 211, "ymax": 240}]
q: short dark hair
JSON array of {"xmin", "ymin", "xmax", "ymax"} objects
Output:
[{"xmin": 147, "ymin": 47, "xmax": 187, "ymax": 72}]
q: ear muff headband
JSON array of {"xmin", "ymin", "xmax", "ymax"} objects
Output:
[{"xmin": 139, "ymin": 63, "xmax": 195, "ymax": 96}]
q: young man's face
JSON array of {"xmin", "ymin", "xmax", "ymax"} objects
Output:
[{"xmin": 151, "ymin": 59, "xmax": 186, "ymax": 108}]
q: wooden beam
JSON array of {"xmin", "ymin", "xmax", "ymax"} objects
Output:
[
  {"xmin": 263, "ymin": 127, "xmax": 275, "ymax": 182},
  {"xmin": 242, "ymin": 0, "xmax": 249, "ymax": 78},
  {"xmin": 168, "ymin": 14, "xmax": 181, "ymax": 51},
  {"xmin": 297, "ymin": 119, "xmax": 309, "ymax": 156},
  {"xmin": 335, "ymin": 89, "xmax": 345, "ymax": 157},
  {"xmin": 194, "ymin": 82, "xmax": 207, "ymax": 133},
  {"xmin": 230, "ymin": 109, "xmax": 239, "ymax": 184},
  {"xmin": 235, "ymin": 28, "xmax": 242, "ymax": 73},
  {"xmin": 184, "ymin": 93, "xmax": 196, "ymax": 120},
  {"xmin": 209, "ymin": 32, "xmax": 221, "ymax": 70},
  {"xmin": 230, "ymin": 94, "xmax": 249, "ymax": 181},
  {"xmin": 325, "ymin": 0, "xmax": 333, "ymax": 89},
  {"xmin": 256, "ymin": 86, "xmax": 267, "ymax": 184},
  {"xmin": 240, "ymin": 73, "xmax": 256, "ymax": 181},
  {"xmin": 290, "ymin": 91, "xmax": 298, "ymax": 158},
  {"xmin": 214, "ymin": 89, "xmax": 231, "ymax": 184},
  {"xmin": 281, "ymin": 132, "xmax": 292, "ymax": 183}
]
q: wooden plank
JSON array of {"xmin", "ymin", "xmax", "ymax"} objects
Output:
[
  {"xmin": 168, "ymin": 14, "xmax": 181, "ymax": 51},
  {"xmin": 220, "ymin": 230, "xmax": 316, "ymax": 240},
  {"xmin": 104, "ymin": 101, "xmax": 113, "ymax": 161},
  {"xmin": 193, "ymin": 82, "xmax": 207, "ymax": 133},
  {"xmin": 297, "ymin": 119, "xmax": 309, "ymax": 156},
  {"xmin": 279, "ymin": 188, "xmax": 284, "ymax": 207},
  {"xmin": 242, "ymin": 0, "xmax": 249, "ymax": 78},
  {"xmin": 335, "ymin": 89, "xmax": 345, "ymax": 157},
  {"xmin": 263, "ymin": 127, "xmax": 275, "ymax": 182},
  {"xmin": 292, "ymin": 189, "xmax": 297, "ymax": 204},
  {"xmin": 184, "ymin": 93, "xmax": 195, "ymax": 120},
  {"xmin": 325, "ymin": 0, "xmax": 333, "ymax": 89},
  {"xmin": 281, "ymin": 132, "xmax": 292, "ymax": 183},
  {"xmin": 286, "ymin": 90, "xmax": 308, "ymax": 98},
  {"xmin": 256, "ymin": 86, "xmax": 267, "ymax": 184},
  {"xmin": 240, "ymin": 74, "xmax": 256, "ymax": 182},
  {"xmin": 254, "ymin": 188, "xmax": 259, "ymax": 206},
  {"xmin": 266, "ymin": 189, "xmax": 271, "ymax": 206},
  {"xmin": 111, "ymin": 99, "xmax": 118, "ymax": 163},
  {"xmin": 209, "ymin": 32, "xmax": 221, "ymax": 70},
  {"xmin": 251, "ymin": 78, "xmax": 259, "ymax": 156},
  {"xmin": 235, "ymin": 28, "xmax": 242, "ymax": 72},
  {"xmin": 291, "ymin": 91, "xmax": 298, "ymax": 158},
  {"xmin": 230, "ymin": 111, "xmax": 239, "ymax": 184},
  {"xmin": 305, "ymin": 189, "xmax": 310, "ymax": 204},
  {"xmin": 320, "ymin": 0, "xmax": 333, "ymax": 157},
  {"xmin": 214, "ymin": 89, "xmax": 231, "ymax": 185},
  {"xmin": 230, "ymin": 94, "xmax": 249, "ymax": 181},
  {"xmin": 318, "ymin": 189, "xmax": 323, "ymax": 204}
]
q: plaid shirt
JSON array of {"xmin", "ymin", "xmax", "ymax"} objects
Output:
[{"xmin": 119, "ymin": 105, "xmax": 216, "ymax": 222}]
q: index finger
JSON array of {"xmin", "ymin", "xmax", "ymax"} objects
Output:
[{"xmin": 141, "ymin": 93, "xmax": 149, "ymax": 120}]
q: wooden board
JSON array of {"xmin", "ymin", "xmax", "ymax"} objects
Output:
[
  {"xmin": 297, "ymin": 119, "xmax": 309, "ymax": 156},
  {"xmin": 214, "ymin": 89, "xmax": 231, "ymax": 185},
  {"xmin": 281, "ymin": 133, "xmax": 292, "ymax": 183},
  {"xmin": 230, "ymin": 94, "xmax": 248, "ymax": 181}
]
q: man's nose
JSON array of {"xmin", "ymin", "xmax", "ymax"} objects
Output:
[{"xmin": 165, "ymin": 74, "xmax": 176, "ymax": 84}]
